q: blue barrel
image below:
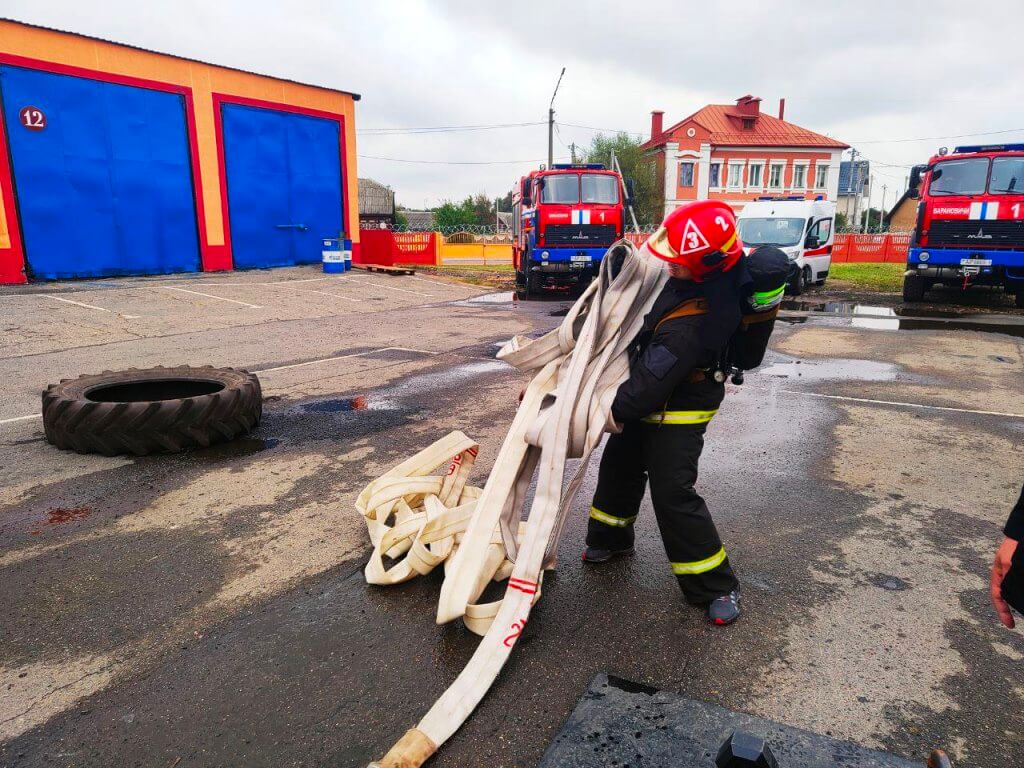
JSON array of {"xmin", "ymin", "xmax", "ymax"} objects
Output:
[
  {"xmin": 342, "ymin": 238, "xmax": 353, "ymax": 271},
  {"xmin": 322, "ymin": 238, "xmax": 345, "ymax": 273}
]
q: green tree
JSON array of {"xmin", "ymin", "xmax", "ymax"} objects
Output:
[
  {"xmin": 835, "ymin": 211, "xmax": 849, "ymax": 231},
  {"xmin": 394, "ymin": 209, "xmax": 409, "ymax": 229},
  {"xmin": 584, "ymin": 132, "xmax": 662, "ymax": 228},
  {"xmin": 434, "ymin": 197, "xmax": 477, "ymax": 229}
]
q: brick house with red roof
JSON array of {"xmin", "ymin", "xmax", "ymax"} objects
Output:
[{"xmin": 644, "ymin": 95, "xmax": 849, "ymax": 218}]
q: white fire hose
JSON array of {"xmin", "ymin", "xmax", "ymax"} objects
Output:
[{"xmin": 358, "ymin": 239, "xmax": 667, "ymax": 767}]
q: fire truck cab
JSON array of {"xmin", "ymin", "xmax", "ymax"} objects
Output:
[
  {"xmin": 903, "ymin": 144, "xmax": 1024, "ymax": 307},
  {"xmin": 512, "ymin": 164, "xmax": 631, "ymax": 297}
]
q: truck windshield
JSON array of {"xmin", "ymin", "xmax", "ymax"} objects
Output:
[
  {"xmin": 541, "ymin": 175, "xmax": 579, "ymax": 204},
  {"xmin": 929, "ymin": 158, "xmax": 989, "ymax": 196},
  {"xmin": 737, "ymin": 217, "xmax": 806, "ymax": 247},
  {"xmin": 581, "ymin": 174, "xmax": 618, "ymax": 204},
  {"xmin": 990, "ymin": 157, "xmax": 1024, "ymax": 194}
]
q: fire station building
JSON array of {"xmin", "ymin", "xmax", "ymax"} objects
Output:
[
  {"xmin": 644, "ymin": 95, "xmax": 848, "ymax": 218},
  {"xmin": 0, "ymin": 20, "xmax": 360, "ymax": 285}
]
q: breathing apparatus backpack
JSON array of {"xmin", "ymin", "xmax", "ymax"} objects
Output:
[{"xmin": 725, "ymin": 245, "xmax": 790, "ymax": 380}]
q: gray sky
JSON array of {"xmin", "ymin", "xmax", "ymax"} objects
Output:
[{"xmin": 8, "ymin": 1, "xmax": 1023, "ymax": 213}]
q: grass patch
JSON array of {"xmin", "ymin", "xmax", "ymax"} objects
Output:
[{"xmin": 828, "ymin": 263, "xmax": 904, "ymax": 292}]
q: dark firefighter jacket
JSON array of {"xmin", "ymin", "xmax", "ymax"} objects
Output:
[{"xmin": 611, "ymin": 268, "xmax": 745, "ymax": 424}]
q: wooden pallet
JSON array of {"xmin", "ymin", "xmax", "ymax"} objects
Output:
[{"xmin": 354, "ymin": 264, "xmax": 416, "ymax": 276}]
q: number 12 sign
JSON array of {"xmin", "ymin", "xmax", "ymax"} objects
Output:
[{"xmin": 19, "ymin": 106, "xmax": 46, "ymax": 131}]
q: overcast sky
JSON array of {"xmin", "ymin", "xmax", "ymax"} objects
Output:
[{"xmin": 8, "ymin": 1, "xmax": 1023, "ymax": 212}]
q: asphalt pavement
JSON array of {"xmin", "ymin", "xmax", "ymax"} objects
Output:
[{"xmin": 1, "ymin": 267, "xmax": 1022, "ymax": 767}]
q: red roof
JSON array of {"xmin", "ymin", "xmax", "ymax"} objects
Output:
[{"xmin": 643, "ymin": 103, "xmax": 847, "ymax": 150}]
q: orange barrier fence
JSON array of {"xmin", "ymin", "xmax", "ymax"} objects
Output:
[{"xmin": 832, "ymin": 233, "xmax": 910, "ymax": 263}]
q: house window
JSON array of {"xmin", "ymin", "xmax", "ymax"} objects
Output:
[
  {"xmin": 709, "ymin": 162, "xmax": 721, "ymax": 188},
  {"xmin": 727, "ymin": 162, "xmax": 744, "ymax": 189},
  {"xmin": 792, "ymin": 163, "xmax": 808, "ymax": 190},
  {"xmin": 815, "ymin": 163, "xmax": 829, "ymax": 189},
  {"xmin": 678, "ymin": 162, "xmax": 695, "ymax": 188},
  {"xmin": 769, "ymin": 162, "xmax": 785, "ymax": 189},
  {"xmin": 748, "ymin": 163, "xmax": 764, "ymax": 189}
]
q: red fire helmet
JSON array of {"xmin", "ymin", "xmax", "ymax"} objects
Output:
[{"xmin": 646, "ymin": 200, "xmax": 744, "ymax": 281}]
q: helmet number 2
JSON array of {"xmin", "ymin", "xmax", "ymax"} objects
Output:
[{"xmin": 715, "ymin": 215, "xmax": 729, "ymax": 231}]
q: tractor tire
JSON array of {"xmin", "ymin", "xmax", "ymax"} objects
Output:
[
  {"xmin": 902, "ymin": 274, "xmax": 928, "ymax": 303},
  {"xmin": 42, "ymin": 365, "xmax": 262, "ymax": 456}
]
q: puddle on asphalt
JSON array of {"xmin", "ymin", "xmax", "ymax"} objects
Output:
[
  {"xmin": 451, "ymin": 292, "xmax": 515, "ymax": 307},
  {"xmin": 760, "ymin": 358, "xmax": 900, "ymax": 382},
  {"xmin": 300, "ymin": 396, "xmax": 369, "ymax": 413},
  {"xmin": 780, "ymin": 300, "xmax": 1024, "ymax": 338},
  {"xmin": 190, "ymin": 437, "xmax": 282, "ymax": 460}
]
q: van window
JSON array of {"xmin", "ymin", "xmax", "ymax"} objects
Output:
[
  {"xmin": 737, "ymin": 217, "xmax": 805, "ymax": 247},
  {"xmin": 541, "ymin": 175, "xmax": 580, "ymax": 204},
  {"xmin": 807, "ymin": 217, "xmax": 831, "ymax": 244}
]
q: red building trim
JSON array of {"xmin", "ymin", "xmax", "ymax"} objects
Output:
[
  {"xmin": 211, "ymin": 92, "xmax": 351, "ymax": 269},
  {"xmin": 0, "ymin": 52, "xmax": 220, "ymax": 277},
  {"xmin": 0, "ymin": 96, "xmax": 26, "ymax": 284}
]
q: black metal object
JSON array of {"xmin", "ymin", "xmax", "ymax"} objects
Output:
[
  {"xmin": 538, "ymin": 673, "xmax": 923, "ymax": 768},
  {"xmin": 717, "ymin": 731, "xmax": 779, "ymax": 767}
]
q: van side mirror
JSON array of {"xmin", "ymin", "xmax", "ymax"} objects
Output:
[
  {"xmin": 805, "ymin": 234, "xmax": 820, "ymax": 249},
  {"xmin": 624, "ymin": 178, "xmax": 636, "ymax": 206},
  {"xmin": 908, "ymin": 164, "xmax": 927, "ymax": 200}
]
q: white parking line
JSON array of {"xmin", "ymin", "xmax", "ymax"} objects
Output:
[
  {"xmin": 0, "ymin": 413, "xmax": 41, "ymax": 425},
  {"xmin": 336, "ymin": 277, "xmax": 431, "ymax": 297},
  {"xmin": 41, "ymin": 294, "xmax": 140, "ymax": 319},
  {"xmin": 782, "ymin": 390, "xmax": 1024, "ymax": 419},
  {"xmin": 259, "ymin": 346, "xmax": 436, "ymax": 373},
  {"xmin": 281, "ymin": 286, "xmax": 363, "ymax": 303},
  {"xmin": 162, "ymin": 286, "xmax": 262, "ymax": 309}
]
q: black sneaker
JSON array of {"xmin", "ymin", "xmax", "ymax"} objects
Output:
[
  {"xmin": 581, "ymin": 545, "xmax": 634, "ymax": 564},
  {"xmin": 708, "ymin": 590, "xmax": 741, "ymax": 625}
]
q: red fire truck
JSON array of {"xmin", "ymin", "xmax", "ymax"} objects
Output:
[
  {"xmin": 511, "ymin": 164, "xmax": 633, "ymax": 297},
  {"xmin": 903, "ymin": 144, "xmax": 1024, "ymax": 307}
]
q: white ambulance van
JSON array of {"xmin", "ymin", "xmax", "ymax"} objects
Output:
[{"xmin": 737, "ymin": 198, "xmax": 837, "ymax": 295}]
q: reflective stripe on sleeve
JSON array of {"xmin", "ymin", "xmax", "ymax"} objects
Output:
[
  {"xmin": 670, "ymin": 546, "xmax": 727, "ymax": 575},
  {"xmin": 589, "ymin": 506, "xmax": 637, "ymax": 528},
  {"xmin": 641, "ymin": 409, "xmax": 718, "ymax": 425},
  {"xmin": 752, "ymin": 284, "xmax": 785, "ymax": 306}
]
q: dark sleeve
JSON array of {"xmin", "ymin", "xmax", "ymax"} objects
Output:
[
  {"xmin": 611, "ymin": 317, "xmax": 709, "ymax": 423},
  {"xmin": 1005, "ymin": 485, "xmax": 1024, "ymax": 540}
]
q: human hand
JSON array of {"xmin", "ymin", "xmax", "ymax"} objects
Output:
[{"xmin": 990, "ymin": 536, "xmax": 1018, "ymax": 629}]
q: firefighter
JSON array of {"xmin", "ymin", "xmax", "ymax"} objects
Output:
[{"xmin": 584, "ymin": 200, "xmax": 749, "ymax": 625}]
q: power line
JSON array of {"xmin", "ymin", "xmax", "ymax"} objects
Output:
[
  {"xmin": 559, "ymin": 121, "xmax": 645, "ymax": 137},
  {"xmin": 358, "ymin": 121, "xmax": 545, "ymax": 135},
  {"xmin": 849, "ymin": 127, "xmax": 1024, "ymax": 144},
  {"xmin": 359, "ymin": 153, "xmax": 568, "ymax": 165}
]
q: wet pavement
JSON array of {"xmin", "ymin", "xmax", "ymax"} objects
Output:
[{"xmin": 1, "ymin": 268, "xmax": 1023, "ymax": 767}]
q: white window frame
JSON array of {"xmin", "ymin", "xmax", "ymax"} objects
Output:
[
  {"xmin": 746, "ymin": 160, "xmax": 765, "ymax": 192},
  {"xmin": 768, "ymin": 161, "xmax": 786, "ymax": 190},
  {"xmin": 814, "ymin": 163, "xmax": 829, "ymax": 190},
  {"xmin": 790, "ymin": 161, "xmax": 810, "ymax": 191},
  {"xmin": 726, "ymin": 161, "xmax": 745, "ymax": 190},
  {"xmin": 708, "ymin": 161, "xmax": 722, "ymax": 190}
]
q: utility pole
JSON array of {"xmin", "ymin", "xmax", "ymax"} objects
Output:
[
  {"xmin": 863, "ymin": 174, "xmax": 874, "ymax": 232},
  {"xmin": 880, "ymin": 183, "xmax": 887, "ymax": 231},
  {"xmin": 548, "ymin": 67, "xmax": 565, "ymax": 168},
  {"xmin": 495, "ymin": 198, "xmax": 499, "ymax": 233},
  {"xmin": 848, "ymin": 148, "xmax": 860, "ymax": 233},
  {"xmin": 570, "ymin": 142, "xmax": 577, "ymax": 164}
]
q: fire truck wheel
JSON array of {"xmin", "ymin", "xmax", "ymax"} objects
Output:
[
  {"xmin": 902, "ymin": 274, "xmax": 928, "ymax": 303},
  {"xmin": 42, "ymin": 365, "xmax": 262, "ymax": 456}
]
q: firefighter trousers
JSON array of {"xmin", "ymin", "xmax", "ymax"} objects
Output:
[{"xmin": 586, "ymin": 419, "xmax": 738, "ymax": 604}]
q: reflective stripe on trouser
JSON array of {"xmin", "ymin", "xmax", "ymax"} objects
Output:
[
  {"xmin": 589, "ymin": 506, "xmax": 637, "ymax": 528},
  {"xmin": 641, "ymin": 409, "xmax": 717, "ymax": 425},
  {"xmin": 671, "ymin": 546, "xmax": 727, "ymax": 575},
  {"xmin": 587, "ymin": 421, "xmax": 737, "ymax": 604}
]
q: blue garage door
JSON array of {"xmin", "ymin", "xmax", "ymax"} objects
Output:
[
  {"xmin": 0, "ymin": 66, "xmax": 200, "ymax": 280},
  {"xmin": 221, "ymin": 104, "xmax": 342, "ymax": 269}
]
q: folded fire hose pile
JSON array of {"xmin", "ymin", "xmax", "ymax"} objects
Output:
[{"xmin": 356, "ymin": 239, "xmax": 668, "ymax": 767}]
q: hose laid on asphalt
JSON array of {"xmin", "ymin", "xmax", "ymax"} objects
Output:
[{"xmin": 359, "ymin": 239, "xmax": 667, "ymax": 767}]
